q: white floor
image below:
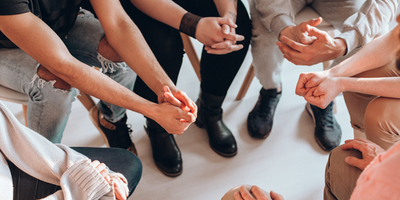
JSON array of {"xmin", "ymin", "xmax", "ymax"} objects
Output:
[{"xmin": 3, "ymin": 41, "xmax": 354, "ymax": 200}]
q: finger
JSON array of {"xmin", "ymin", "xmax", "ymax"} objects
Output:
[
  {"xmin": 295, "ymin": 73, "xmax": 309, "ymax": 96},
  {"xmin": 234, "ymin": 191, "xmax": 245, "ymax": 200},
  {"xmin": 91, "ymin": 160, "xmax": 100, "ymax": 168},
  {"xmin": 218, "ymin": 18, "xmax": 237, "ymax": 28},
  {"xmin": 303, "ymin": 17, "xmax": 322, "ymax": 27},
  {"xmin": 222, "ymin": 24, "xmax": 230, "ymax": 34},
  {"xmin": 173, "ymin": 90, "xmax": 196, "ymax": 113},
  {"xmin": 235, "ymin": 34, "xmax": 245, "ymax": 41},
  {"xmin": 251, "ymin": 186, "xmax": 271, "ymax": 200},
  {"xmin": 280, "ymin": 36, "xmax": 306, "ymax": 52},
  {"xmin": 307, "ymin": 25, "xmax": 327, "ymax": 38},
  {"xmin": 164, "ymin": 92, "xmax": 181, "ymax": 107},
  {"xmin": 114, "ymin": 181, "xmax": 127, "ymax": 200},
  {"xmin": 211, "ymin": 40, "xmax": 232, "ymax": 49},
  {"xmin": 239, "ymin": 186, "xmax": 256, "ymax": 200},
  {"xmin": 270, "ymin": 190, "xmax": 284, "ymax": 200},
  {"xmin": 207, "ymin": 45, "xmax": 243, "ymax": 54},
  {"xmin": 344, "ymin": 156, "xmax": 364, "ymax": 169},
  {"xmin": 341, "ymin": 140, "xmax": 364, "ymax": 150}
]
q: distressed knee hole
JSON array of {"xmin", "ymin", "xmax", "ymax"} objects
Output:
[{"xmin": 36, "ymin": 65, "xmax": 72, "ymax": 90}]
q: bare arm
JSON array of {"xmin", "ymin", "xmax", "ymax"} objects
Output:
[
  {"xmin": 329, "ymin": 25, "xmax": 400, "ymax": 77},
  {"xmin": 0, "ymin": 12, "xmax": 194, "ymax": 134}
]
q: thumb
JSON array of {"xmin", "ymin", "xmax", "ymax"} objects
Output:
[
  {"xmin": 345, "ymin": 156, "xmax": 364, "ymax": 170},
  {"xmin": 304, "ymin": 17, "xmax": 322, "ymax": 27}
]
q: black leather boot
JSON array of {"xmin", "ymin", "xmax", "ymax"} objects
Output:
[
  {"xmin": 247, "ymin": 88, "xmax": 281, "ymax": 139},
  {"xmin": 195, "ymin": 91, "xmax": 237, "ymax": 157},
  {"xmin": 145, "ymin": 118, "xmax": 182, "ymax": 177}
]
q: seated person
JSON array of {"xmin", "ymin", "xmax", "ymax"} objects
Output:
[
  {"xmin": 247, "ymin": 0, "xmax": 397, "ymax": 151},
  {"xmin": 296, "ymin": 13, "xmax": 400, "ymax": 150},
  {"xmin": 0, "ymin": 101, "xmax": 142, "ymax": 200},
  {"xmin": 0, "ymin": 0, "xmax": 196, "ymax": 155},
  {"xmin": 226, "ymin": 139, "xmax": 400, "ymax": 200}
]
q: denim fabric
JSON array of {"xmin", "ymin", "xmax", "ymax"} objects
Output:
[
  {"xmin": 0, "ymin": 11, "xmax": 136, "ymax": 141},
  {"xmin": 9, "ymin": 147, "xmax": 142, "ymax": 200}
]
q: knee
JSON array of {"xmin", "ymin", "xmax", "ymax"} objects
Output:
[
  {"xmin": 37, "ymin": 65, "xmax": 72, "ymax": 90},
  {"xmin": 365, "ymin": 97, "xmax": 400, "ymax": 149},
  {"xmin": 117, "ymin": 150, "xmax": 142, "ymax": 194},
  {"xmin": 98, "ymin": 37, "xmax": 123, "ymax": 62}
]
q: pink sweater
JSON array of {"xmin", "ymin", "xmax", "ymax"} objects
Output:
[{"xmin": 351, "ymin": 141, "xmax": 400, "ymax": 199}]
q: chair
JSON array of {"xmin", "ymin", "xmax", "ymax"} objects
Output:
[
  {"xmin": 0, "ymin": 85, "xmax": 95, "ymax": 126},
  {"xmin": 235, "ymin": 6, "xmax": 336, "ymax": 100}
]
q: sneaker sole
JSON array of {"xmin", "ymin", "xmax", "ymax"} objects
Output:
[
  {"xmin": 89, "ymin": 106, "xmax": 112, "ymax": 148},
  {"xmin": 305, "ymin": 103, "xmax": 329, "ymax": 152}
]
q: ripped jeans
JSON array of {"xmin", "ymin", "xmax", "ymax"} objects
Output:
[{"xmin": 0, "ymin": 11, "xmax": 136, "ymax": 142}]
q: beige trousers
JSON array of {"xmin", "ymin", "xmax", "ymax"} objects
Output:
[{"xmin": 343, "ymin": 59, "xmax": 400, "ymax": 150}]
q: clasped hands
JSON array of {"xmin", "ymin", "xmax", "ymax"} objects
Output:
[
  {"xmin": 277, "ymin": 17, "xmax": 346, "ymax": 66},
  {"xmin": 155, "ymin": 85, "xmax": 197, "ymax": 135},
  {"xmin": 196, "ymin": 17, "xmax": 245, "ymax": 55}
]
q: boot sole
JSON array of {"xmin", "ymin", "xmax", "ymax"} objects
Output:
[
  {"xmin": 196, "ymin": 120, "xmax": 237, "ymax": 157},
  {"xmin": 89, "ymin": 106, "xmax": 112, "ymax": 148},
  {"xmin": 305, "ymin": 103, "xmax": 329, "ymax": 152}
]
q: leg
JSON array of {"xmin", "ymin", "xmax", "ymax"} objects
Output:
[
  {"xmin": 120, "ymin": 0, "xmax": 185, "ymax": 177},
  {"xmin": 364, "ymin": 97, "xmax": 400, "ymax": 150},
  {"xmin": 62, "ymin": 11, "xmax": 138, "ymax": 154},
  {"xmin": 0, "ymin": 48, "xmax": 78, "ymax": 143},
  {"xmin": 343, "ymin": 59, "xmax": 400, "ymax": 146},
  {"xmin": 324, "ymin": 146, "xmax": 362, "ymax": 200},
  {"xmin": 177, "ymin": 0, "xmax": 252, "ymax": 157},
  {"xmin": 246, "ymin": 0, "xmax": 306, "ymax": 139},
  {"xmin": 8, "ymin": 147, "xmax": 142, "ymax": 199}
]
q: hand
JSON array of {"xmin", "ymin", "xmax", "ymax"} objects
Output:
[
  {"xmin": 279, "ymin": 18, "xmax": 322, "ymax": 45},
  {"xmin": 204, "ymin": 24, "xmax": 244, "ymax": 55},
  {"xmin": 158, "ymin": 86, "xmax": 197, "ymax": 118},
  {"xmin": 234, "ymin": 186, "xmax": 284, "ymax": 200},
  {"xmin": 277, "ymin": 25, "xmax": 346, "ymax": 66},
  {"xmin": 196, "ymin": 17, "xmax": 244, "ymax": 49},
  {"xmin": 91, "ymin": 160, "xmax": 110, "ymax": 183},
  {"xmin": 91, "ymin": 161, "xmax": 129, "ymax": 200},
  {"xmin": 296, "ymin": 70, "xmax": 330, "ymax": 97},
  {"xmin": 303, "ymin": 76, "xmax": 343, "ymax": 109},
  {"xmin": 112, "ymin": 176, "xmax": 129, "ymax": 200},
  {"xmin": 341, "ymin": 139, "xmax": 385, "ymax": 170},
  {"xmin": 152, "ymin": 101, "xmax": 195, "ymax": 135}
]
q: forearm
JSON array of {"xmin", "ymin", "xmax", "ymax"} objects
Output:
[
  {"xmin": 213, "ymin": 0, "xmax": 237, "ymax": 21},
  {"xmin": 329, "ymin": 26, "xmax": 400, "ymax": 78},
  {"xmin": 129, "ymin": 0, "xmax": 186, "ymax": 29},
  {"xmin": 338, "ymin": 76, "xmax": 400, "ymax": 98}
]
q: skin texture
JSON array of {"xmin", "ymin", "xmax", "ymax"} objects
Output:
[
  {"xmin": 234, "ymin": 186, "xmax": 284, "ymax": 200},
  {"xmin": 276, "ymin": 18, "xmax": 346, "ymax": 66},
  {"xmin": 295, "ymin": 15, "xmax": 400, "ymax": 109},
  {"xmin": 341, "ymin": 139, "xmax": 385, "ymax": 170},
  {"xmin": 0, "ymin": 0, "xmax": 197, "ymax": 135},
  {"xmin": 129, "ymin": 0, "xmax": 244, "ymax": 55}
]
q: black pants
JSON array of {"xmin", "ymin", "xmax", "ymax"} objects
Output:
[
  {"xmin": 120, "ymin": 0, "xmax": 252, "ymax": 102},
  {"xmin": 9, "ymin": 147, "xmax": 142, "ymax": 200}
]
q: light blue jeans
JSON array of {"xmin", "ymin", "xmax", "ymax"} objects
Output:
[{"xmin": 0, "ymin": 11, "xmax": 136, "ymax": 142}]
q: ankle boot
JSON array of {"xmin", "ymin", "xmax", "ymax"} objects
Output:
[
  {"xmin": 195, "ymin": 91, "xmax": 237, "ymax": 157},
  {"xmin": 145, "ymin": 118, "xmax": 182, "ymax": 177}
]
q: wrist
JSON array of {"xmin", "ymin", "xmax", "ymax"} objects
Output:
[
  {"xmin": 279, "ymin": 25, "xmax": 295, "ymax": 40},
  {"xmin": 334, "ymin": 38, "xmax": 347, "ymax": 58},
  {"xmin": 179, "ymin": 12, "xmax": 202, "ymax": 38}
]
